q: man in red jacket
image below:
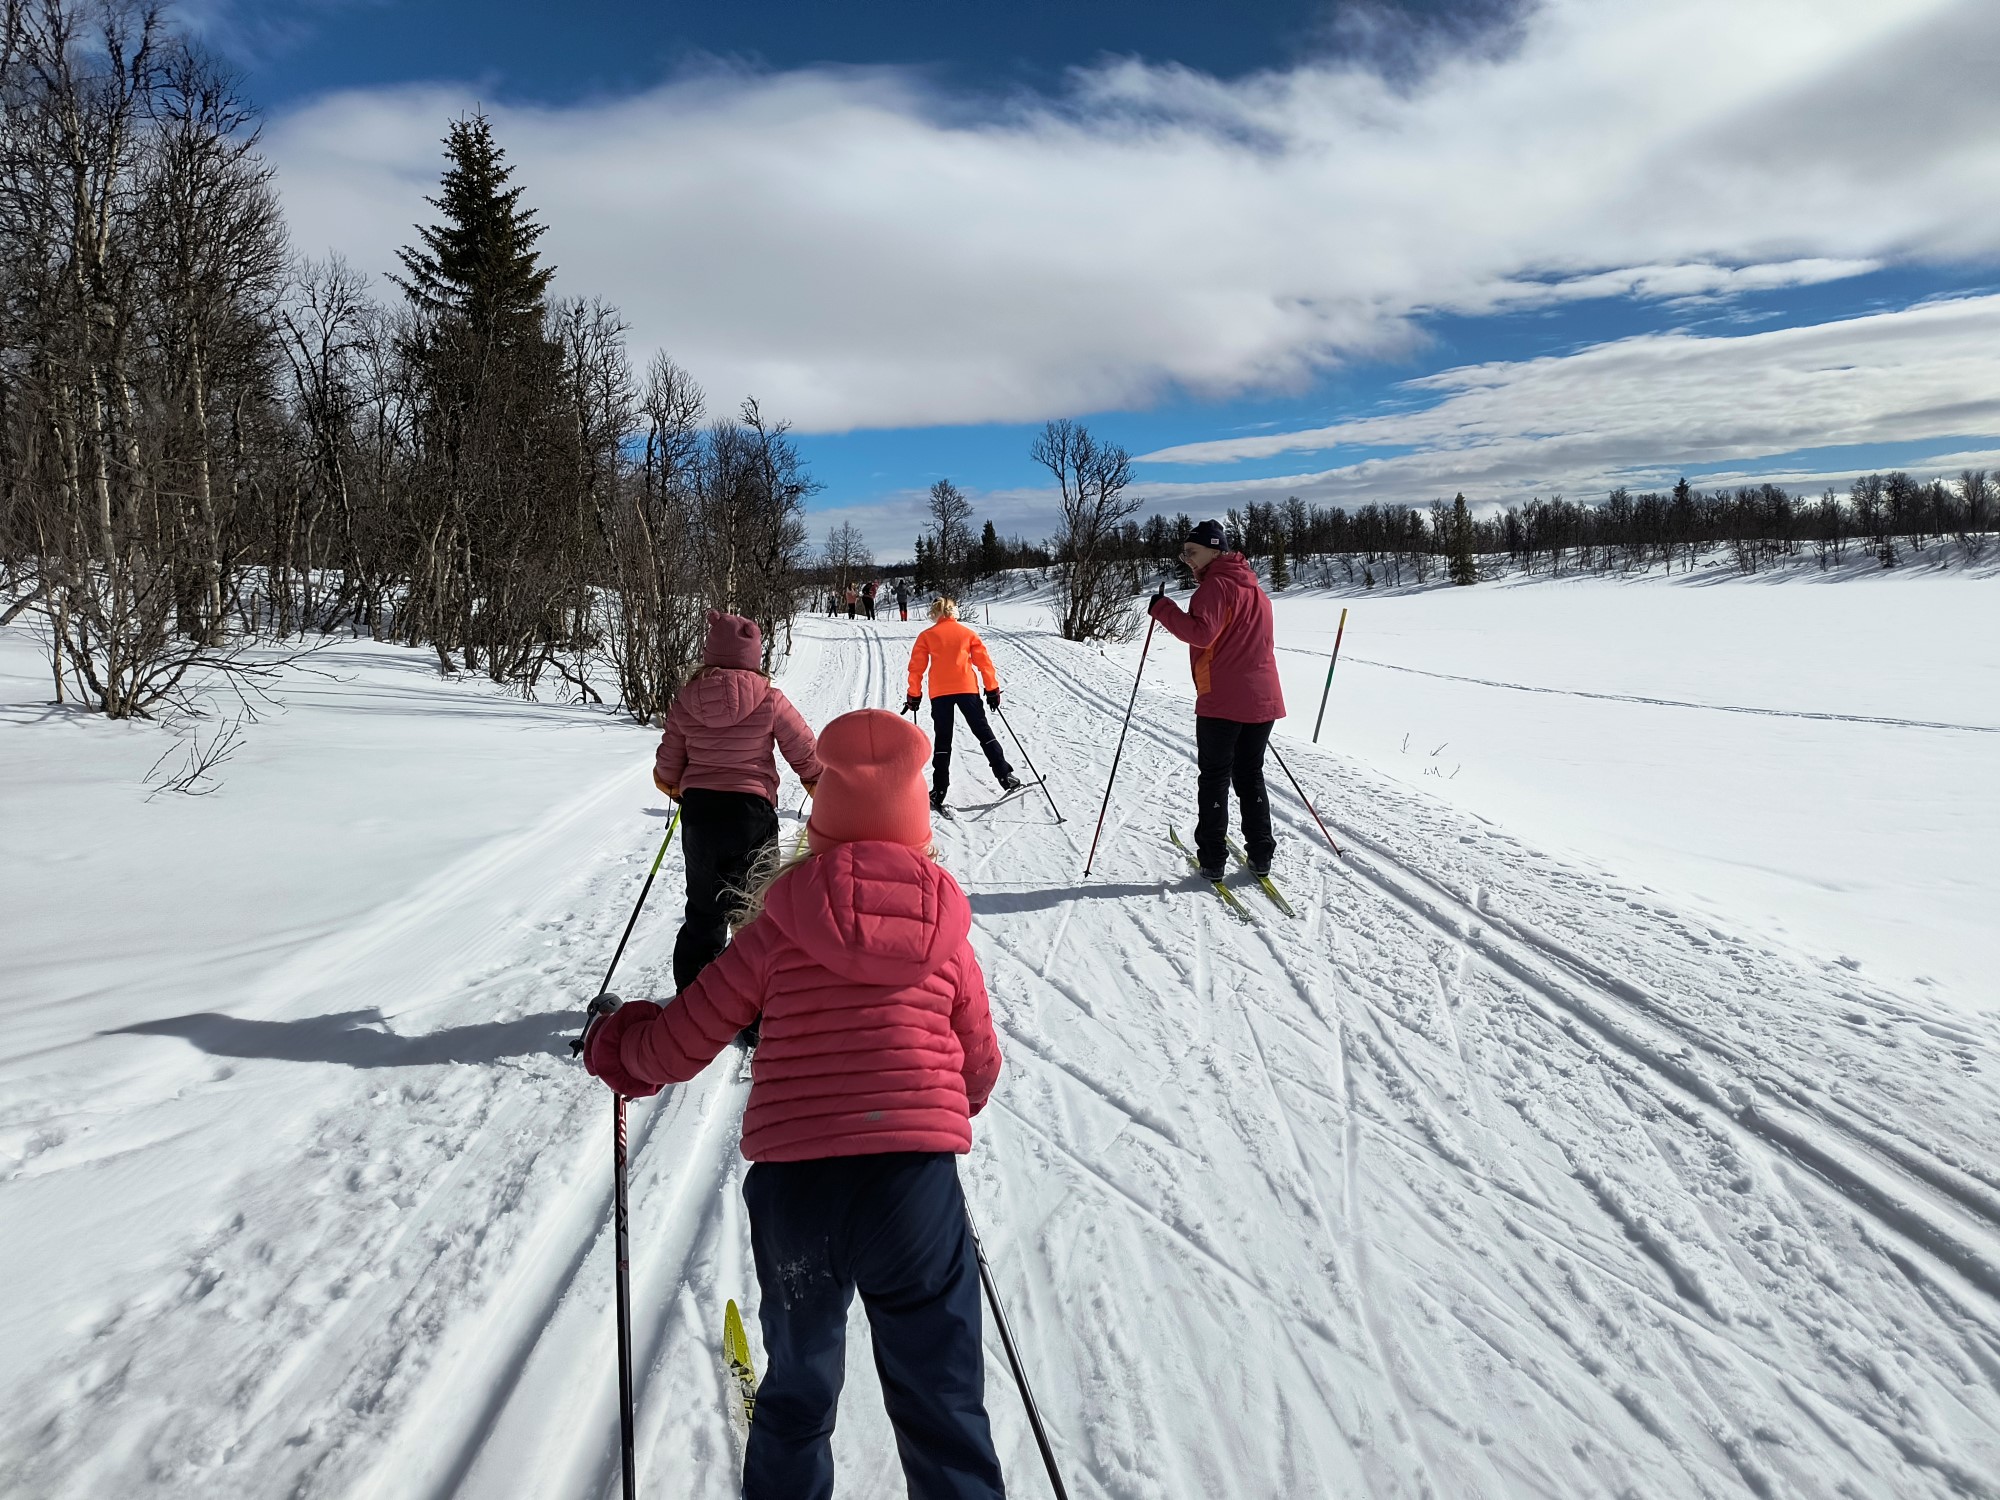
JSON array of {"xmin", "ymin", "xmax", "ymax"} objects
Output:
[{"xmin": 1147, "ymin": 519, "xmax": 1286, "ymax": 881}]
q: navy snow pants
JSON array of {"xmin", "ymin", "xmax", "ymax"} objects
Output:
[
  {"xmin": 929, "ymin": 694, "xmax": 1012, "ymax": 800},
  {"xmin": 742, "ymin": 1152, "xmax": 1006, "ymax": 1500}
]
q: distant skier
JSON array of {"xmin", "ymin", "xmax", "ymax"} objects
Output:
[
  {"xmin": 905, "ymin": 597, "xmax": 1019, "ymax": 810},
  {"xmin": 653, "ymin": 610, "xmax": 822, "ymax": 1005},
  {"xmin": 844, "ymin": 584, "xmax": 858, "ymax": 620},
  {"xmin": 585, "ymin": 708, "xmax": 1007, "ymax": 1500},
  {"xmin": 863, "ymin": 578, "xmax": 879, "ymax": 620},
  {"xmin": 1147, "ymin": 519, "xmax": 1286, "ymax": 881},
  {"xmin": 895, "ymin": 578, "xmax": 910, "ymax": 622}
]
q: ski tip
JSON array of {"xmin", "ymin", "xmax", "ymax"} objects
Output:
[{"xmin": 725, "ymin": 1298, "xmax": 749, "ymax": 1356}]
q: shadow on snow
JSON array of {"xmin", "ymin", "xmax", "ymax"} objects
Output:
[{"xmin": 112, "ymin": 1006, "xmax": 580, "ymax": 1068}]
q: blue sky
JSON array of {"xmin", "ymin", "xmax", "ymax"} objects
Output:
[{"xmin": 209, "ymin": 0, "xmax": 2000, "ymax": 557}]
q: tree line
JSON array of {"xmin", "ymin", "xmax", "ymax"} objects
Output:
[
  {"xmin": 0, "ymin": 0, "xmax": 813, "ymax": 722},
  {"xmin": 1162, "ymin": 472, "xmax": 1995, "ymax": 589},
  {"xmin": 988, "ymin": 467, "xmax": 1994, "ymax": 598}
]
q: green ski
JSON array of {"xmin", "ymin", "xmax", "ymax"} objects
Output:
[
  {"xmin": 1168, "ymin": 828, "xmax": 1254, "ymax": 921},
  {"xmin": 1227, "ymin": 838, "xmax": 1297, "ymax": 918}
]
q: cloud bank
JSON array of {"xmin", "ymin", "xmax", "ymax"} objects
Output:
[
  {"xmin": 1132, "ymin": 294, "xmax": 2000, "ymax": 502},
  {"xmin": 264, "ymin": 0, "xmax": 2000, "ymax": 435}
]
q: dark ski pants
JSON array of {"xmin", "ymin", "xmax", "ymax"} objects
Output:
[
  {"xmin": 929, "ymin": 694, "xmax": 1012, "ymax": 799},
  {"xmin": 1195, "ymin": 715, "xmax": 1275, "ymax": 872},
  {"xmin": 743, "ymin": 1153, "xmax": 1005, "ymax": 1500},
  {"xmin": 672, "ymin": 788, "xmax": 778, "ymax": 993}
]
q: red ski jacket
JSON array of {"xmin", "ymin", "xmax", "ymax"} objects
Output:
[
  {"xmin": 614, "ymin": 841, "xmax": 1003, "ymax": 1161},
  {"xmin": 1146, "ymin": 552, "xmax": 1286, "ymax": 723},
  {"xmin": 654, "ymin": 669, "xmax": 822, "ymax": 805}
]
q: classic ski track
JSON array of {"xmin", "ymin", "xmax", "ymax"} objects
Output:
[
  {"xmin": 399, "ymin": 1069, "xmax": 748, "ymax": 1500},
  {"xmin": 33, "ymin": 613, "xmax": 1988, "ymax": 1498},
  {"xmin": 1240, "ymin": 993, "xmax": 1446, "ymax": 1500},
  {"xmin": 986, "ymin": 617, "xmax": 2000, "ymax": 1490},
  {"xmin": 3, "ymin": 754, "xmax": 704, "ymax": 1500},
  {"xmin": 1277, "ymin": 645, "xmax": 2000, "ymax": 735},
  {"xmin": 992, "ymin": 624, "xmax": 2000, "ymax": 1311}
]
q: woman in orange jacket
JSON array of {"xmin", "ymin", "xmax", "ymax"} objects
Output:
[{"xmin": 904, "ymin": 598, "xmax": 1020, "ymax": 811}]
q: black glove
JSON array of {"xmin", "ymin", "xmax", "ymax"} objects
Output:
[
  {"xmin": 903, "ymin": 695, "xmax": 921, "ymax": 715},
  {"xmin": 1155, "ymin": 578, "xmax": 1168, "ymax": 600},
  {"xmin": 570, "ymin": 990, "xmax": 622, "ymax": 1058},
  {"xmin": 984, "ymin": 688, "xmax": 1001, "ymax": 710}
]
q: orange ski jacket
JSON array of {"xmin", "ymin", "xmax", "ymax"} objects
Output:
[{"xmin": 907, "ymin": 618, "xmax": 1000, "ymax": 700}]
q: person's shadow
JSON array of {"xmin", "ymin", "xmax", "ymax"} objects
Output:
[{"xmin": 114, "ymin": 1006, "xmax": 582, "ymax": 1068}]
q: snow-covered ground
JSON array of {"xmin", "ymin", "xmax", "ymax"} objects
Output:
[
  {"xmin": 3, "ymin": 567, "xmax": 1997, "ymax": 1498},
  {"xmin": 981, "ymin": 558, "xmax": 2000, "ymax": 1007}
]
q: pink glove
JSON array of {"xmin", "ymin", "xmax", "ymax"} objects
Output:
[{"xmin": 582, "ymin": 1000, "xmax": 665, "ymax": 1097}]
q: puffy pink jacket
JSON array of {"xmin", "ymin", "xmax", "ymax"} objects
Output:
[
  {"xmin": 1147, "ymin": 552, "xmax": 1287, "ymax": 723},
  {"xmin": 654, "ymin": 669, "xmax": 822, "ymax": 805},
  {"xmin": 616, "ymin": 842, "xmax": 1003, "ymax": 1160}
]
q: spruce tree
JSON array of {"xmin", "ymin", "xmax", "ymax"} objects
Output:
[
  {"xmin": 1449, "ymin": 492, "xmax": 1478, "ymax": 585},
  {"xmin": 1270, "ymin": 533, "xmax": 1290, "ymax": 591},
  {"xmin": 395, "ymin": 112, "xmax": 554, "ymax": 337},
  {"xmin": 978, "ymin": 519, "xmax": 1001, "ymax": 577}
]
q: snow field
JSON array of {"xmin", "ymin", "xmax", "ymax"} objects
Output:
[{"xmin": 1, "ymin": 571, "xmax": 1997, "ymax": 1498}]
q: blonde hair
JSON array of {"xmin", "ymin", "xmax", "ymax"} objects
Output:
[
  {"xmin": 730, "ymin": 834, "xmax": 942, "ymax": 931},
  {"xmin": 730, "ymin": 835, "xmax": 814, "ymax": 930},
  {"xmin": 929, "ymin": 596, "xmax": 958, "ymax": 621}
]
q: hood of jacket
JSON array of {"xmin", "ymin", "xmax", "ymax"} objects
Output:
[
  {"xmin": 674, "ymin": 668, "xmax": 771, "ymax": 729},
  {"xmin": 1200, "ymin": 551, "xmax": 1258, "ymax": 595},
  {"xmin": 762, "ymin": 841, "xmax": 969, "ymax": 987}
]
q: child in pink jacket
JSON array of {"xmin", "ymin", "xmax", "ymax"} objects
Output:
[
  {"xmin": 586, "ymin": 708, "xmax": 1005, "ymax": 1500},
  {"xmin": 654, "ymin": 610, "xmax": 821, "ymax": 998}
]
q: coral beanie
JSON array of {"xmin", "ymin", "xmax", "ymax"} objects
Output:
[
  {"xmin": 806, "ymin": 709, "xmax": 932, "ymax": 853},
  {"xmin": 704, "ymin": 609, "xmax": 762, "ymax": 671}
]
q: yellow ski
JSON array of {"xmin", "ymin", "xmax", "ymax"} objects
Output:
[
  {"xmin": 723, "ymin": 1298, "xmax": 758, "ymax": 1438},
  {"xmin": 1168, "ymin": 828, "xmax": 1254, "ymax": 921},
  {"xmin": 1227, "ymin": 838, "xmax": 1297, "ymax": 918}
]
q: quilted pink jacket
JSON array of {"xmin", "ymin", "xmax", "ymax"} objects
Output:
[
  {"xmin": 654, "ymin": 669, "xmax": 822, "ymax": 806},
  {"xmin": 615, "ymin": 841, "xmax": 1003, "ymax": 1161}
]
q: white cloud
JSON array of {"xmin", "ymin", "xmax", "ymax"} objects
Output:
[
  {"xmin": 1121, "ymin": 294, "xmax": 2000, "ymax": 510},
  {"xmin": 261, "ymin": 0, "xmax": 2000, "ymax": 435}
]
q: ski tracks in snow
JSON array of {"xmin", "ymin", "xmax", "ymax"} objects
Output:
[
  {"xmin": 958, "ymin": 617, "xmax": 2000, "ymax": 1498},
  {"xmin": 12, "ymin": 614, "xmax": 1999, "ymax": 1499}
]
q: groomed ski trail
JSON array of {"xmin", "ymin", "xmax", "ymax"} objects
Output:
[{"xmin": 7, "ymin": 612, "xmax": 1997, "ymax": 1499}]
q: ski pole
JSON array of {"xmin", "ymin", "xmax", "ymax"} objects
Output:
[
  {"xmin": 1083, "ymin": 608, "xmax": 1158, "ymax": 876},
  {"xmin": 597, "ymin": 807, "xmax": 681, "ymax": 1009},
  {"xmin": 993, "ymin": 702, "xmax": 1065, "ymax": 824},
  {"xmin": 611, "ymin": 1090, "xmax": 637, "ymax": 1500},
  {"xmin": 966, "ymin": 1209, "xmax": 1071, "ymax": 1500},
  {"xmin": 568, "ymin": 807, "xmax": 680, "ymax": 1500},
  {"xmin": 1268, "ymin": 744, "xmax": 1344, "ymax": 858},
  {"xmin": 1310, "ymin": 608, "xmax": 1349, "ymax": 744}
]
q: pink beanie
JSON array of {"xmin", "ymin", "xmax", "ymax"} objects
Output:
[
  {"xmin": 805, "ymin": 709, "xmax": 931, "ymax": 853},
  {"xmin": 703, "ymin": 609, "xmax": 761, "ymax": 671}
]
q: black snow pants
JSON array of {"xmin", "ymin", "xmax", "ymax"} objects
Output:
[
  {"xmin": 672, "ymin": 788, "xmax": 778, "ymax": 993},
  {"xmin": 929, "ymin": 693, "xmax": 1012, "ymax": 800},
  {"xmin": 742, "ymin": 1153, "xmax": 1005, "ymax": 1500},
  {"xmin": 1195, "ymin": 715, "xmax": 1275, "ymax": 873}
]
